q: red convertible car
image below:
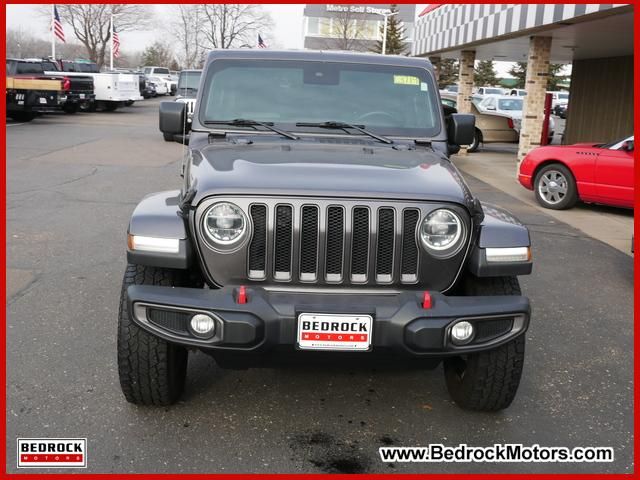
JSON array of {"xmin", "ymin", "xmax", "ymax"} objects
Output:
[{"xmin": 518, "ymin": 136, "xmax": 634, "ymax": 210}]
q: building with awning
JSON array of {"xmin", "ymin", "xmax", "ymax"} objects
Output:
[{"xmin": 412, "ymin": 4, "xmax": 633, "ymax": 161}]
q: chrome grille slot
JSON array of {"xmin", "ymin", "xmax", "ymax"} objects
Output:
[
  {"xmin": 376, "ymin": 208, "xmax": 395, "ymax": 282},
  {"xmin": 350, "ymin": 208, "xmax": 370, "ymax": 283},
  {"xmin": 299, "ymin": 205, "xmax": 319, "ymax": 281},
  {"xmin": 401, "ymin": 209, "xmax": 420, "ymax": 283},
  {"xmin": 325, "ymin": 206, "xmax": 345, "ymax": 282},
  {"xmin": 248, "ymin": 205, "xmax": 267, "ymax": 279},
  {"xmin": 273, "ymin": 205, "xmax": 293, "ymax": 280}
]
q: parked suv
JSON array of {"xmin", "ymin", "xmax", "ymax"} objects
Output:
[
  {"xmin": 120, "ymin": 50, "xmax": 533, "ymax": 411},
  {"xmin": 143, "ymin": 66, "xmax": 177, "ymax": 95}
]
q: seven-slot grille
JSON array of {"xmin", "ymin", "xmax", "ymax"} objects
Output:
[{"xmin": 248, "ymin": 203, "xmax": 421, "ymax": 285}]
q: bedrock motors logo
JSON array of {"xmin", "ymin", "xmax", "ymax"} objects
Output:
[{"xmin": 17, "ymin": 438, "xmax": 87, "ymax": 468}]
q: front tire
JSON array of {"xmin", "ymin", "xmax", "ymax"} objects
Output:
[
  {"xmin": 467, "ymin": 128, "xmax": 482, "ymax": 153},
  {"xmin": 444, "ymin": 276, "xmax": 525, "ymax": 411},
  {"xmin": 117, "ymin": 264, "xmax": 193, "ymax": 406},
  {"xmin": 163, "ymin": 132, "xmax": 175, "ymax": 142},
  {"xmin": 534, "ymin": 163, "xmax": 578, "ymax": 210}
]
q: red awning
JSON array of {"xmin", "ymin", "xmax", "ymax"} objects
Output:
[{"xmin": 419, "ymin": 4, "xmax": 444, "ymax": 17}]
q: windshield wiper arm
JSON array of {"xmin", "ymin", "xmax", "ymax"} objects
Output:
[
  {"xmin": 295, "ymin": 121, "xmax": 393, "ymax": 144},
  {"xmin": 204, "ymin": 119, "xmax": 299, "ymax": 140}
]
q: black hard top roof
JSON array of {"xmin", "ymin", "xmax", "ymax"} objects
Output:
[{"xmin": 205, "ymin": 49, "xmax": 432, "ymax": 69}]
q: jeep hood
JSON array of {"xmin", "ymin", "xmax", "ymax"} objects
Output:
[{"xmin": 188, "ymin": 138, "xmax": 473, "ymax": 208}]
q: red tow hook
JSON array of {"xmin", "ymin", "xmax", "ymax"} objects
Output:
[
  {"xmin": 236, "ymin": 285, "xmax": 248, "ymax": 304},
  {"xmin": 421, "ymin": 291, "xmax": 432, "ymax": 309}
]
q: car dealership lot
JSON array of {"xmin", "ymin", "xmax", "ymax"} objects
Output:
[{"xmin": 6, "ymin": 99, "xmax": 633, "ymax": 473}]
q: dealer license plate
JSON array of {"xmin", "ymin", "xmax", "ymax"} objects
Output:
[
  {"xmin": 79, "ymin": 93, "xmax": 85, "ymax": 99},
  {"xmin": 297, "ymin": 313, "xmax": 372, "ymax": 351},
  {"xmin": 39, "ymin": 97, "xmax": 47, "ymax": 104}
]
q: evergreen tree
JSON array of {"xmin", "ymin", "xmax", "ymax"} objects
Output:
[
  {"xmin": 373, "ymin": 5, "xmax": 406, "ymax": 55},
  {"xmin": 547, "ymin": 64, "xmax": 565, "ymax": 90},
  {"xmin": 437, "ymin": 58, "xmax": 459, "ymax": 89},
  {"xmin": 507, "ymin": 62, "xmax": 566, "ymax": 90},
  {"xmin": 508, "ymin": 62, "xmax": 527, "ymax": 89},
  {"xmin": 474, "ymin": 60, "xmax": 499, "ymax": 86}
]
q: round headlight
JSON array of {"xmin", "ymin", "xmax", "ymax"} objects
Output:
[
  {"xmin": 420, "ymin": 209, "xmax": 463, "ymax": 252},
  {"xmin": 203, "ymin": 202, "xmax": 247, "ymax": 245}
]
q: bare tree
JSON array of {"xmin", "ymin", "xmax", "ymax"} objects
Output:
[
  {"xmin": 171, "ymin": 5, "xmax": 204, "ymax": 69},
  {"xmin": 200, "ymin": 4, "xmax": 273, "ymax": 49},
  {"xmin": 325, "ymin": 9, "xmax": 367, "ymax": 51},
  {"xmin": 42, "ymin": 4, "xmax": 153, "ymax": 68},
  {"xmin": 7, "ymin": 27, "xmax": 86, "ymax": 60}
]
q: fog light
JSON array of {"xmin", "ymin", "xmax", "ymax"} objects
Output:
[
  {"xmin": 190, "ymin": 314, "xmax": 216, "ymax": 337},
  {"xmin": 451, "ymin": 321, "xmax": 474, "ymax": 345}
]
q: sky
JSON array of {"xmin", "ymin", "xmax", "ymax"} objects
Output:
[{"xmin": 6, "ymin": 4, "xmax": 518, "ymax": 76}]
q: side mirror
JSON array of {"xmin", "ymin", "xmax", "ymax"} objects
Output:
[
  {"xmin": 486, "ymin": 105, "xmax": 496, "ymax": 111},
  {"xmin": 448, "ymin": 113, "xmax": 475, "ymax": 146},
  {"xmin": 622, "ymin": 140, "xmax": 634, "ymax": 152},
  {"xmin": 159, "ymin": 101, "xmax": 188, "ymax": 139}
]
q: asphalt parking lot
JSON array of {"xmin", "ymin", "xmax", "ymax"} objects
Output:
[{"xmin": 6, "ymin": 98, "xmax": 634, "ymax": 473}]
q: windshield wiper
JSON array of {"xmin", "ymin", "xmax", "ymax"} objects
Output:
[
  {"xmin": 296, "ymin": 121, "xmax": 393, "ymax": 144},
  {"xmin": 204, "ymin": 119, "xmax": 299, "ymax": 140}
]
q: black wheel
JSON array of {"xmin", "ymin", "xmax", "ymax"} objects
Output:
[
  {"xmin": 124, "ymin": 100, "xmax": 134, "ymax": 107},
  {"xmin": 533, "ymin": 163, "xmax": 578, "ymax": 210},
  {"xmin": 9, "ymin": 112, "xmax": 36, "ymax": 122},
  {"xmin": 467, "ymin": 128, "xmax": 482, "ymax": 153},
  {"xmin": 103, "ymin": 102, "xmax": 118, "ymax": 112},
  {"xmin": 163, "ymin": 132, "xmax": 175, "ymax": 142},
  {"xmin": 444, "ymin": 276, "xmax": 525, "ymax": 411},
  {"xmin": 118, "ymin": 264, "xmax": 199, "ymax": 406}
]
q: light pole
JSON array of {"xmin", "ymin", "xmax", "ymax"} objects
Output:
[
  {"xmin": 375, "ymin": 10, "xmax": 398, "ymax": 55},
  {"xmin": 110, "ymin": 13, "xmax": 120, "ymax": 71}
]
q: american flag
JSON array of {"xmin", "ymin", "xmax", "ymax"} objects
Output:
[
  {"xmin": 112, "ymin": 25, "xmax": 121, "ymax": 58},
  {"xmin": 53, "ymin": 5, "xmax": 66, "ymax": 43},
  {"xmin": 258, "ymin": 34, "xmax": 267, "ymax": 48}
]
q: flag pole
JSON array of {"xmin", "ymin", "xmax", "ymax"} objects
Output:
[
  {"xmin": 110, "ymin": 14, "xmax": 114, "ymax": 70},
  {"xmin": 51, "ymin": 5, "xmax": 55, "ymax": 59}
]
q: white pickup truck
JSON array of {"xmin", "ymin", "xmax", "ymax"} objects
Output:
[{"xmin": 50, "ymin": 60, "xmax": 142, "ymax": 111}]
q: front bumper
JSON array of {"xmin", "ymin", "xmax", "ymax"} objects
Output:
[
  {"xmin": 518, "ymin": 173, "xmax": 533, "ymax": 190},
  {"xmin": 127, "ymin": 286, "xmax": 530, "ymax": 358}
]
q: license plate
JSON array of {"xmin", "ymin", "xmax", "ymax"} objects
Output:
[
  {"xmin": 79, "ymin": 93, "xmax": 85, "ymax": 99},
  {"xmin": 297, "ymin": 313, "xmax": 372, "ymax": 351},
  {"xmin": 39, "ymin": 97, "xmax": 47, "ymax": 104}
]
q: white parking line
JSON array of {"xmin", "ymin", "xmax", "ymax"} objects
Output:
[{"xmin": 7, "ymin": 123, "xmax": 27, "ymax": 127}]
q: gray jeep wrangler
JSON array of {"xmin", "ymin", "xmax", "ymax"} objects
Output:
[{"xmin": 119, "ymin": 50, "xmax": 532, "ymax": 411}]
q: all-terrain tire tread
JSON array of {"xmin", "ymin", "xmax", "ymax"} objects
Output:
[
  {"xmin": 117, "ymin": 264, "xmax": 188, "ymax": 406},
  {"xmin": 444, "ymin": 276, "xmax": 525, "ymax": 411}
]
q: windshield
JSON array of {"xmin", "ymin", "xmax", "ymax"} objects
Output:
[
  {"xmin": 485, "ymin": 88, "xmax": 503, "ymax": 95},
  {"xmin": 201, "ymin": 59, "xmax": 442, "ymax": 138},
  {"xmin": 16, "ymin": 62, "xmax": 44, "ymax": 74},
  {"xmin": 154, "ymin": 68, "xmax": 170, "ymax": 75},
  {"xmin": 178, "ymin": 71, "xmax": 201, "ymax": 91},
  {"xmin": 558, "ymin": 93, "xmax": 569, "ymax": 100},
  {"xmin": 76, "ymin": 63, "xmax": 99, "ymax": 73},
  {"xmin": 498, "ymin": 98, "xmax": 523, "ymax": 111}
]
